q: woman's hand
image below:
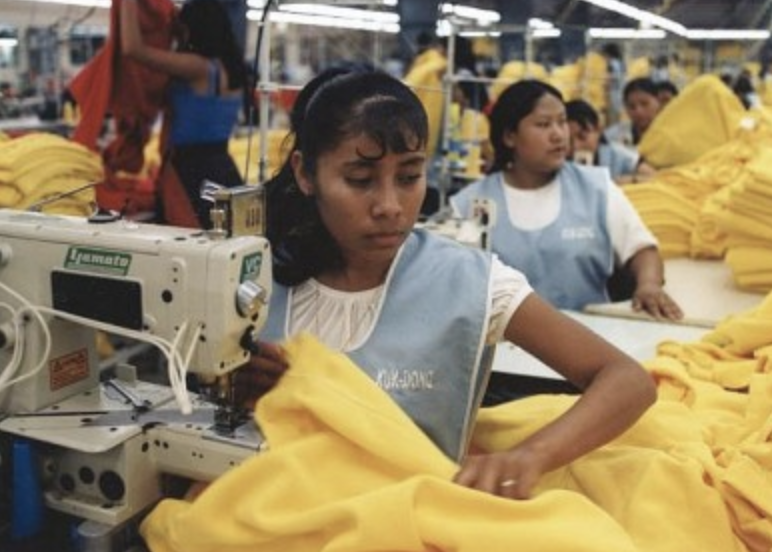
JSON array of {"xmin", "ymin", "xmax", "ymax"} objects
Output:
[
  {"xmin": 233, "ymin": 341, "xmax": 289, "ymax": 409},
  {"xmin": 452, "ymin": 445, "xmax": 551, "ymax": 500},
  {"xmin": 632, "ymin": 282, "xmax": 683, "ymax": 321}
]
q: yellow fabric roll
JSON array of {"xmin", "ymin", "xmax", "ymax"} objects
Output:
[
  {"xmin": 140, "ymin": 334, "xmax": 638, "ymax": 552},
  {"xmin": 638, "ymin": 74, "xmax": 747, "ymax": 169}
]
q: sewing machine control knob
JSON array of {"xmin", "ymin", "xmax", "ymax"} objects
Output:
[{"xmin": 237, "ymin": 280, "xmax": 268, "ymax": 318}]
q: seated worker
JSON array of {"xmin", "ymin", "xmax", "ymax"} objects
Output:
[
  {"xmin": 604, "ymin": 77, "xmax": 661, "ymax": 149},
  {"xmin": 120, "ymin": 0, "xmax": 246, "ymax": 228},
  {"xmin": 236, "ymin": 69, "xmax": 656, "ymax": 498},
  {"xmin": 654, "ymin": 79, "xmax": 679, "ymax": 107},
  {"xmin": 565, "ymin": 98, "xmax": 656, "ymax": 184},
  {"xmin": 450, "ymin": 79, "xmax": 683, "ymax": 321}
]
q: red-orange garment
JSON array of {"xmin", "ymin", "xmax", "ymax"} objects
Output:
[{"xmin": 69, "ymin": 0, "xmax": 175, "ymax": 215}]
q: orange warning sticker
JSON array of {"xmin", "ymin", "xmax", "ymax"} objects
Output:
[{"xmin": 49, "ymin": 349, "xmax": 90, "ymax": 391}]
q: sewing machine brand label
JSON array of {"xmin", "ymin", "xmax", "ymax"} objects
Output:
[
  {"xmin": 64, "ymin": 246, "xmax": 132, "ymax": 276},
  {"xmin": 49, "ymin": 348, "xmax": 90, "ymax": 391},
  {"xmin": 240, "ymin": 252, "xmax": 263, "ymax": 282}
]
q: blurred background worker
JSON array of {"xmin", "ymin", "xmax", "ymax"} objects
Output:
[
  {"xmin": 120, "ymin": 0, "xmax": 247, "ymax": 228},
  {"xmin": 565, "ymin": 98, "xmax": 656, "ymax": 184},
  {"xmin": 604, "ymin": 77, "xmax": 662, "ymax": 150}
]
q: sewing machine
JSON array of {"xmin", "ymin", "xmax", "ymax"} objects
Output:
[{"xmin": 0, "ymin": 187, "xmax": 271, "ymax": 537}]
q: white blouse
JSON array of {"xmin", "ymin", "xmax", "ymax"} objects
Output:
[{"xmin": 288, "ymin": 256, "xmax": 532, "ymax": 353}]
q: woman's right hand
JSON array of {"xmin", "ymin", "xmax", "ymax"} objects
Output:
[{"xmin": 233, "ymin": 341, "xmax": 289, "ymax": 409}]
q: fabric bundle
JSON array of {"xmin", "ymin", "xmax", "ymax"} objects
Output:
[
  {"xmin": 638, "ymin": 74, "xmax": 747, "ymax": 169},
  {"xmin": 141, "ymin": 297, "xmax": 772, "ymax": 552},
  {"xmin": 0, "ymin": 132, "xmax": 101, "ymax": 216}
]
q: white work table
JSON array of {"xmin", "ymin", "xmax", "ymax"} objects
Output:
[
  {"xmin": 494, "ymin": 258, "xmax": 766, "ymax": 380},
  {"xmin": 492, "ymin": 310, "xmax": 707, "ymax": 379},
  {"xmin": 584, "ymin": 258, "xmax": 765, "ymax": 328}
]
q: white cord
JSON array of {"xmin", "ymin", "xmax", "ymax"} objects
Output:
[{"xmin": 0, "ymin": 279, "xmax": 205, "ymax": 414}]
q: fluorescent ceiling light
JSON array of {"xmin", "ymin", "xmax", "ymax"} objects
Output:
[
  {"xmin": 588, "ymin": 27, "xmax": 666, "ymax": 39},
  {"xmin": 528, "ymin": 18, "xmax": 555, "ymax": 30},
  {"xmin": 277, "ymin": 3, "xmax": 399, "ymax": 24},
  {"xmin": 532, "ymin": 28, "xmax": 561, "ymax": 39},
  {"xmin": 14, "ymin": 0, "xmax": 110, "ymax": 7},
  {"xmin": 686, "ymin": 29, "xmax": 771, "ymax": 41},
  {"xmin": 440, "ymin": 3, "xmax": 501, "ymax": 26},
  {"xmin": 580, "ymin": 0, "xmax": 687, "ymax": 36},
  {"xmin": 0, "ymin": 38, "xmax": 19, "ymax": 47},
  {"xmin": 247, "ymin": 10, "xmax": 399, "ymax": 33}
]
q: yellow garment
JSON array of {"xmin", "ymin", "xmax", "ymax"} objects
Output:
[
  {"xmin": 403, "ymin": 49, "xmax": 447, "ymax": 156},
  {"xmin": 638, "ymin": 75, "xmax": 747, "ymax": 169},
  {"xmin": 703, "ymin": 291, "xmax": 772, "ymax": 355},
  {"xmin": 141, "ymin": 334, "xmax": 638, "ymax": 552},
  {"xmin": 489, "ymin": 61, "xmax": 549, "ymax": 102},
  {"xmin": 549, "ymin": 62, "xmax": 582, "ymax": 102},
  {"xmin": 0, "ymin": 132, "xmax": 101, "ymax": 216},
  {"xmin": 141, "ymin": 328, "xmax": 772, "ymax": 552}
]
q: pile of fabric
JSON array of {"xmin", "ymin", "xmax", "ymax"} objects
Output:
[
  {"xmin": 140, "ymin": 292, "xmax": 772, "ymax": 551},
  {"xmin": 0, "ymin": 132, "xmax": 101, "ymax": 216},
  {"xmin": 623, "ymin": 97, "xmax": 772, "ymax": 292}
]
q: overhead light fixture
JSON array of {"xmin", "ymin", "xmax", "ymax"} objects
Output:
[
  {"xmin": 246, "ymin": 9, "xmax": 399, "ymax": 34},
  {"xmin": 14, "ymin": 0, "xmax": 110, "ymax": 7},
  {"xmin": 580, "ymin": 0, "xmax": 687, "ymax": 36},
  {"xmin": 686, "ymin": 29, "xmax": 771, "ymax": 41},
  {"xmin": 0, "ymin": 38, "xmax": 19, "ymax": 48},
  {"xmin": 588, "ymin": 27, "xmax": 666, "ymax": 40},
  {"xmin": 440, "ymin": 3, "xmax": 501, "ymax": 26}
]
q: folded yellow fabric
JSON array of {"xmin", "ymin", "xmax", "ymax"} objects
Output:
[
  {"xmin": 141, "ymin": 334, "xmax": 637, "ymax": 552},
  {"xmin": 638, "ymin": 74, "xmax": 747, "ymax": 169}
]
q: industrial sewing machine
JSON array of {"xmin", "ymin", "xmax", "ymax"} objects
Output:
[{"xmin": 0, "ymin": 186, "xmax": 271, "ymax": 545}]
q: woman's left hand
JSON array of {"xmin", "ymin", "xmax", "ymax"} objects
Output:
[
  {"xmin": 632, "ymin": 282, "xmax": 683, "ymax": 321},
  {"xmin": 452, "ymin": 446, "xmax": 549, "ymax": 500}
]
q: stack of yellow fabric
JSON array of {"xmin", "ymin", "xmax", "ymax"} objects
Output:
[
  {"xmin": 0, "ymin": 132, "xmax": 101, "ymax": 216},
  {"xmin": 622, "ymin": 181, "xmax": 700, "ymax": 258},
  {"xmin": 713, "ymin": 129, "xmax": 772, "ymax": 292},
  {"xmin": 623, "ymin": 106, "xmax": 767, "ymax": 260},
  {"xmin": 141, "ymin": 306, "xmax": 772, "ymax": 552},
  {"xmin": 638, "ymin": 74, "xmax": 747, "ymax": 169}
]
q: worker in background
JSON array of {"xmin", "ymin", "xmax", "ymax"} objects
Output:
[
  {"xmin": 120, "ymin": 0, "xmax": 247, "ymax": 228},
  {"xmin": 240, "ymin": 68, "xmax": 655, "ymax": 498},
  {"xmin": 565, "ymin": 98, "xmax": 656, "ymax": 184},
  {"xmin": 600, "ymin": 43, "xmax": 626, "ymax": 126},
  {"xmin": 604, "ymin": 77, "xmax": 662, "ymax": 149},
  {"xmin": 450, "ymin": 80, "xmax": 682, "ymax": 322}
]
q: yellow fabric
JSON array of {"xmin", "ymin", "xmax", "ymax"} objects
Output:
[
  {"xmin": 489, "ymin": 61, "xmax": 549, "ymax": 102},
  {"xmin": 141, "ymin": 334, "xmax": 638, "ymax": 552},
  {"xmin": 549, "ymin": 62, "xmax": 582, "ymax": 102},
  {"xmin": 403, "ymin": 49, "xmax": 447, "ymax": 156},
  {"xmin": 141, "ymin": 317, "xmax": 772, "ymax": 552},
  {"xmin": 0, "ymin": 132, "xmax": 100, "ymax": 216},
  {"xmin": 638, "ymin": 74, "xmax": 747, "ymax": 169}
]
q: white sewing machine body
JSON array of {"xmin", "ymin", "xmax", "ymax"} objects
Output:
[{"xmin": 0, "ymin": 203, "xmax": 271, "ymax": 527}]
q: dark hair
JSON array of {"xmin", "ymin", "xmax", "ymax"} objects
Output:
[
  {"xmin": 178, "ymin": 0, "xmax": 246, "ymax": 90},
  {"xmin": 565, "ymin": 99, "xmax": 600, "ymax": 130},
  {"xmin": 655, "ymin": 80, "xmax": 679, "ymax": 97},
  {"xmin": 487, "ymin": 79, "xmax": 563, "ymax": 172},
  {"xmin": 601, "ymin": 43, "xmax": 622, "ymax": 60},
  {"xmin": 265, "ymin": 69, "xmax": 429, "ymax": 285},
  {"xmin": 623, "ymin": 77, "xmax": 658, "ymax": 102}
]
